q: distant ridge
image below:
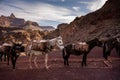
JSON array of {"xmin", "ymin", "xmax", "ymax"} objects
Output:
[
  {"xmin": 40, "ymin": 26, "xmax": 55, "ymax": 31},
  {"xmin": 0, "ymin": 13, "xmax": 55, "ymax": 31}
]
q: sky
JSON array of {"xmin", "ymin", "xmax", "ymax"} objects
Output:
[{"xmin": 0, "ymin": 0, "xmax": 107, "ymax": 28}]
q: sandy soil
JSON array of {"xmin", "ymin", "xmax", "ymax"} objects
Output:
[{"xmin": 0, "ymin": 47, "xmax": 120, "ymax": 80}]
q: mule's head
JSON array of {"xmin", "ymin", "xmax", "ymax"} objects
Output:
[
  {"xmin": 56, "ymin": 36, "xmax": 64, "ymax": 46},
  {"xmin": 13, "ymin": 43, "xmax": 25, "ymax": 53},
  {"xmin": 56, "ymin": 36, "xmax": 64, "ymax": 50},
  {"xmin": 48, "ymin": 36, "xmax": 64, "ymax": 50},
  {"xmin": 57, "ymin": 36, "xmax": 63, "ymax": 45}
]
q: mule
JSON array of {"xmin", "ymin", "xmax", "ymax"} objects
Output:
[
  {"xmin": 9, "ymin": 43, "xmax": 25, "ymax": 69},
  {"xmin": 0, "ymin": 45, "xmax": 4, "ymax": 61},
  {"xmin": 26, "ymin": 36, "xmax": 64, "ymax": 69},
  {"xmin": 116, "ymin": 38, "xmax": 120, "ymax": 56},
  {"xmin": 0, "ymin": 43, "xmax": 12, "ymax": 64},
  {"xmin": 0, "ymin": 45, "xmax": 5, "ymax": 61},
  {"xmin": 62, "ymin": 38, "xmax": 102, "ymax": 67},
  {"xmin": 103, "ymin": 38, "xmax": 120, "ymax": 62}
]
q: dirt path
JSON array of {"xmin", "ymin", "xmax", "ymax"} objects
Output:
[{"xmin": 0, "ymin": 47, "xmax": 120, "ymax": 80}]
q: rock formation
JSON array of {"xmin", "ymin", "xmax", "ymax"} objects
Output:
[{"xmin": 48, "ymin": 0, "xmax": 120, "ymax": 44}]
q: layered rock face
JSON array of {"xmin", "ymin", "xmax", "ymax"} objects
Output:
[
  {"xmin": 0, "ymin": 13, "xmax": 44, "ymax": 44},
  {"xmin": 0, "ymin": 13, "xmax": 55, "ymax": 44},
  {"xmin": 0, "ymin": 27, "xmax": 44, "ymax": 44},
  {"xmin": 49, "ymin": 0, "xmax": 120, "ymax": 44},
  {"xmin": 1, "ymin": 0, "xmax": 120, "ymax": 44}
]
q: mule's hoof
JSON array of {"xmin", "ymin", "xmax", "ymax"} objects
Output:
[
  {"xmin": 30, "ymin": 66, "xmax": 33, "ymax": 69},
  {"xmin": 103, "ymin": 60, "xmax": 112, "ymax": 67},
  {"xmin": 108, "ymin": 64, "xmax": 112, "ymax": 67},
  {"xmin": 85, "ymin": 64, "xmax": 87, "ymax": 66},
  {"xmin": 45, "ymin": 65, "xmax": 51, "ymax": 70},
  {"xmin": 81, "ymin": 63, "xmax": 84, "ymax": 67},
  {"xmin": 103, "ymin": 60, "xmax": 108, "ymax": 64},
  {"xmin": 108, "ymin": 60, "xmax": 112, "ymax": 63},
  {"xmin": 13, "ymin": 69, "xmax": 15, "ymax": 71}
]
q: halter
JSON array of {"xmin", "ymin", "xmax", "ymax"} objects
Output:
[{"xmin": 55, "ymin": 36, "xmax": 64, "ymax": 49}]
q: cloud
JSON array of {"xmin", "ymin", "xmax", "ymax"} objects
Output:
[
  {"xmin": 0, "ymin": 0, "xmax": 76, "ymax": 27},
  {"xmin": 79, "ymin": 0, "xmax": 107, "ymax": 11},
  {"xmin": 48, "ymin": 0, "xmax": 65, "ymax": 2},
  {"xmin": 72, "ymin": 6, "xmax": 80, "ymax": 12},
  {"xmin": 61, "ymin": 0, "xmax": 65, "ymax": 2}
]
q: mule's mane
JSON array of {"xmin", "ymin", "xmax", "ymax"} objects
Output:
[{"xmin": 86, "ymin": 38, "xmax": 98, "ymax": 44}]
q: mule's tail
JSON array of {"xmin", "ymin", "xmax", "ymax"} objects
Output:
[{"xmin": 62, "ymin": 48, "xmax": 66, "ymax": 59}]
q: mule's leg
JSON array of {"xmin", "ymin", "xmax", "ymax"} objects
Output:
[
  {"xmin": 103, "ymin": 51, "xmax": 112, "ymax": 67},
  {"xmin": 45, "ymin": 54, "xmax": 49, "ymax": 69},
  {"xmin": 63, "ymin": 55, "xmax": 69, "ymax": 66},
  {"xmin": 11, "ymin": 55, "xmax": 19, "ymax": 69},
  {"xmin": 81, "ymin": 54, "xmax": 84, "ymax": 67},
  {"xmin": 66, "ymin": 54, "xmax": 70, "ymax": 66},
  {"xmin": 103, "ymin": 57, "xmax": 110, "ymax": 67},
  {"xmin": 117, "ymin": 47, "xmax": 120, "ymax": 57},
  {"xmin": 0, "ymin": 52, "xmax": 3, "ymax": 61},
  {"xmin": 29, "ymin": 54, "xmax": 33, "ymax": 69},
  {"xmin": 11, "ymin": 56, "xmax": 16, "ymax": 69},
  {"xmin": 119, "ymin": 49, "xmax": 120, "ymax": 57},
  {"xmin": 115, "ymin": 47, "xmax": 120, "ymax": 57},
  {"xmin": 81, "ymin": 53, "xmax": 87, "ymax": 67},
  {"xmin": 63, "ymin": 55, "xmax": 67, "ymax": 66},
  {"xmin": 62, "ymin": 48, "xmax": 67, "ymax": 66},
  {"xmin": 81, "ymin": 54, "xmax": 85, "ymax": 67},
  {"xmin": 108, "ymin": 56, "xmax": 112, "ymax": 63},
  {"xmin": 84, "ymin": 54, "xmax": 87, "ymax": 66},
  {"xmin": 7, "ymin": 53, "xmax": 10, "ymax": 65},
  {"xmin": 64, "ymin": 58, "xmax": 66, "ymax": 66},
  {"xmin": 34, "ymin": 56, "xmax": 39, "ymax": 69},
  {"xmin": 63, "ymin": 55, "xmax": 66, "ymax": 66},
  {"xmin": 107, "ymin": 49, "xmax": 112, "ymax": 63},
  {"xmin": 14, "ymin": 55, "xmax": 19, "ymax": 69},
  {"xmin": 4, "ymin": 52, "xmax": 7, "ymax": 61}
]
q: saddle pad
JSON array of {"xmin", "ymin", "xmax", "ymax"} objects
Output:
[
  {"xmin": 73, "ymin": 42, "xmax": 89, "ymax": 51},
  {"xmin": 32, "ymin": 42, "xmax": 49, "ymax": 51}
]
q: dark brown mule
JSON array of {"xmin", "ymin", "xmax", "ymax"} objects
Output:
[
  {"xmin": 0, "ymin": 42, "xmax": 25, "ymax": 69},
  {"xmin": 62, "ymin": 38, "xmax": 102, "ymax": 67},
  {"xmin": 0, "ymin": 43, "xmax": 12, "ymax": 65},
  {"xmin": 103, "ymin": 38, "xmax": 120, "ymax": 60},
  {"xmin": 10, "ymin": 43, "xmax": 25, "ymax": 69}
]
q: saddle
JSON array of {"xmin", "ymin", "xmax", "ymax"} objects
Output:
[
  {"xmin": 73, "ymin": 42, "xmax": 89, "ymax": 51},
  {"xmin": 32, "ymin": 41, "xmax": 49, "ymax": 52}
]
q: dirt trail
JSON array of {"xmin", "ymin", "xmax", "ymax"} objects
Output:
[{"xmin": 0, "ymin": 47, "xmax": 120, "ymax": 80}]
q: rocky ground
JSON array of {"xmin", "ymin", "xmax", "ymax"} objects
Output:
[{"xmin": 0, "ymin": 47, "xmax": 120, "ymax": 80}]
